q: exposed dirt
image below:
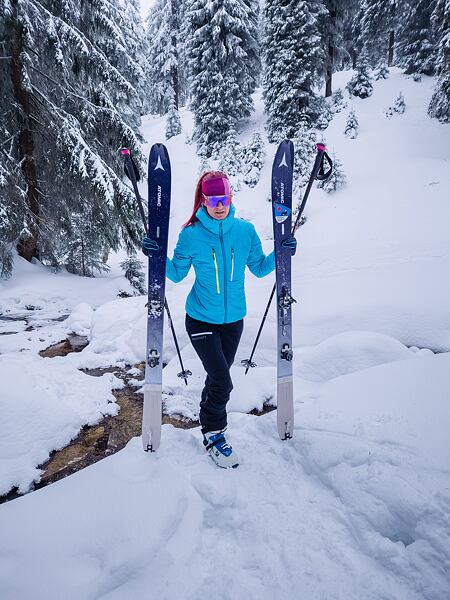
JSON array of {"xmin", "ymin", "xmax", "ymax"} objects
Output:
[{"xmin": 39, "ymin": 334, "xmax": 89, "ymax": 357}]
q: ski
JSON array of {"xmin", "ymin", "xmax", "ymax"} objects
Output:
[
  {"xmin": 142, "ymin": 143, "xmax": 172, "ymax": 452},
  {"xmin": 272, "ymin": 140, "xmax": 295, "ymax": 440}
]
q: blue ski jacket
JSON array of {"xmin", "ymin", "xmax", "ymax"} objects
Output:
[{"xmin": 166, "ymin": 204, "xmax": 275, "ymax": 324}]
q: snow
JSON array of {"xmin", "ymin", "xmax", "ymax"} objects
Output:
[
  {"xmin": 0, "ymin": 354, "xmax": 122, "ymax": 495},
  {"xmin": 1, "ymin": 68, "xmax": 450, "ymax": 599},
  {"xmin": 1, "ymin": 354, "xmax": 449, "ymax": 599}
]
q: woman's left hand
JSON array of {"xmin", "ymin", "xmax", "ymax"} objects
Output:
[{"xmin": 281, "ymin": 236, "xmax": 297, "ymax": 256}]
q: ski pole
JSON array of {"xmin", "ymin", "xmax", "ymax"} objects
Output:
[
  {"xmin": 241, "ymin": 143, "xmax": 332, "ymax": 374},
  {"xmin": 119, "ymin": 147, "xmax": 192, "ymax": 385}
]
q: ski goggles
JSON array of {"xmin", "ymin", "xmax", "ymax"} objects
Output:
[{"xmin": 202, "ymin": 194, "xmax": 232, "ymax": 208}]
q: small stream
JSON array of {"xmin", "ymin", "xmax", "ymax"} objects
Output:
[{"xmin": 0, "ymin": 313, "xmax": 275, "ymax": 504}]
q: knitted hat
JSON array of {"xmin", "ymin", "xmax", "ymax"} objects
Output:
[{"xmin": 202, "ymin": 175, "xmax": 231, "ymax": 196}]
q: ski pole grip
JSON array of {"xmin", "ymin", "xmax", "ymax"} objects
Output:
[{"xmin": 120, "ymin": 147, "xmax": 130, "ymax": 156}]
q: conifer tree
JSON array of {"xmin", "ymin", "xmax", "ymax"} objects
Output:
[
  {"xmin": 241, "ymin": 133, "xmax": 266, "ymax": 188},
  {"xmin": 345, "ymin": 109, "xmax": 359, "ymax": 138},
  {"xmin": 347, "ymin": 57, "xmax": 374, "ymax": 98},
  {"xmin": 165, "ymin": 93, "xmax": 182, "ymax": 139},
  {"xmin": 397, "ymin": 0, "xmax": 436, "ymax": 75},
  {"xmin": 146, "ymin": 0, "xmax": 186, "ymax": 117},
  {"xmin": 359, "ymin": 0, "xmax": 397, "ymax": 67},
  {"xmin": 263, "ymin": 0, "xmax": 325, "ymax": 142},
  {"xmin": 218, "ymin": 132, "xmax": 242, "ymax": 177},
  {"xmin": 374, "ymin": 63, "xmax": 390, "ymax": 80},
  {"xmin": 0, "ymin": 0, "xmax": 146, "ymax": 278},
  {"xmin": 292, "ymin": 120, "xmax": 318, "ymax": 190},
  {"xmin": 428, "ymin": 0, "xmax": 450, "ymax": 122},
  {"xmin": 322, "ymin": 1, "xmax": 357, "ymax": 96},
  {"xmin": 332, "ymin": 89, "xmax": 347, "ymax": 113},
  {"xmin": 185, "ymin": 0, "xmax": 260, "ymax": 157},
  {"xmin": 318, "ymin": 154, "xmax": 346, "ymax": 193},
  {"xmin": 121, "ymin": 254, "xmax": 146, "ymax": 295}
]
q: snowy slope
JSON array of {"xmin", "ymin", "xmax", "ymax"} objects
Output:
[{"xmin": 0, "ymin": 354, "xmax": 449, "ymax": 600}]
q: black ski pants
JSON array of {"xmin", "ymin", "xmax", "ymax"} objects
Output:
[{"xmin": 185, "ymin": 313, "xmax": 244, "ymax": 434}]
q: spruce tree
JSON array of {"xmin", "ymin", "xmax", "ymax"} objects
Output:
[
  {"xmin": 322, "ymin": 1, "xmax": 357, "ymax": 96},
  {"xmin": 359, "ymin": 0, "xmax": 397, "ymax": 67},
  {"xmin": 344, "ymin": 109, "xmax": 359, "ymax": 138},
  {"xmin": 397, "ymin": 0, "xmax": 436, "ymax": 75},
  {"xmin": 217, "ymin": 132, "xmax": 242, "ymax": 177},
  {"xmin": 374, "ymin": 63, "xmax": 390, "ymax": 80},
  {"xmin": 241, "ymin": 133, "xmax": 266, "ymax": 188},
  {"xmin": 332, "ymin": 88, "xmax": 347, "ymax": 113},
  {"xmin": 263, "ymin": 0, "xmax": 325, "ymax": 142},
  {"xmin": 185, "ymin": 0, "xmax": 260, "ymax": 157},
  {"xmin": 146, "ymin": 0, "xmax": 186, "ymax": 117},
  {"xmin": 165, "ymin": 93, "xmax": 182, "ymax": 139},
  {"xmin": 428, "ymin": 0, "xmax": 450, "ymax": 122},
  {"xmin": 292, "ymin": 120, "xmax": 318, "ymax": 190},
  {"xmin": 121, "ymin": 254, "xmax": 146, "ymax": 295},
  {"xmin": 0, "ymin": 0, "xmax": 146, "ymax": 278},
  {"xmin": 317, "ymin": 154, "xmax": 346, "ymax": 193},
  {"xmin": 347, "ymin": 57, "xmax": 374, "ymax": 98}
]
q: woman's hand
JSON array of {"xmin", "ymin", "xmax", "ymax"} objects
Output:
[
  {"xmin": 142, "ymin": 236, "xmax": 159, "ymax": 256},
  {"xmin": 281, "ymin": 236, "xmax": 297, "ymax": 256}
]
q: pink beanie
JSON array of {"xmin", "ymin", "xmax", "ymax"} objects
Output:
[{"xmin": 202, "ymin": 176, "xmax": 231, "ymax": 196}]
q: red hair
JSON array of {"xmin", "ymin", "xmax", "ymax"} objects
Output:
[{"xmin": 183, "ymin": 171, "xmax": 230, "ymax": 228}]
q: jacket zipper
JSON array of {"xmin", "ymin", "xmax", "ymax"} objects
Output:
[
  {"xmin": 212, "ymin": 248, "xmax": 220, "ymax": 294},
  {"xmin": 219, "ymin": 223, "xmax": 228, "ymax": 322},
  {"xmin": 230, "ymin": 248, "xmax": 234, "ymax": 282}
]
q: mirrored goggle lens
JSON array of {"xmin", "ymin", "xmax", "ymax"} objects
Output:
[{"xmin": 203, "ymin": 194, "xmax": 232, "ymax": 208}]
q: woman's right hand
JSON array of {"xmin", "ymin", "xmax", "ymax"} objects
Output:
[{"xmin": 142, "ymin": 236, "xmax": 159, "ymax": 256}]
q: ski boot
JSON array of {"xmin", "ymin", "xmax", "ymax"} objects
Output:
[{"xmin": 203, "ymin": 428, "xmax": 239, "ymax": 469}]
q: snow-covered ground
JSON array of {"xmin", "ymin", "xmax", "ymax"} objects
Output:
[{"xmin": 1, "ymin": 69, "xmax": 449, "ymax": 599}]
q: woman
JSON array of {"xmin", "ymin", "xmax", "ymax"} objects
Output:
[{"xmin": 143, "ymin": 171, "xmax": 296, "ymax": 469}]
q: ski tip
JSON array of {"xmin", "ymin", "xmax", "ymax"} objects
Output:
[
  {"xmin": 274, "ymin": 140, "xmax": 294, "ymax": 170},
  {"xmin": 149, "ymin": 143, "xmax": 171, "ymax": 174},
  {"xmin": 316, "ymin": 143, "xmax": 327, "ymax": 152},
  {"xmin": 119, "ymin": 147, "xmax": 130, "ymax": 156}
]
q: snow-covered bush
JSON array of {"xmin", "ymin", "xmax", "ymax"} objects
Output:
[
  {"xmin": 316, "ymin": 111, "xmax": 331, "ymax": 130},
  {"xmin": 317, "ymin": 154, "xmax": 346, "ymax": 193},
  {"xmin": 347, "ymin": 59, "xmax": 374, "ymax": 98},
  {"xmin": 332, "ymin": 88, "xmax": 347, "ymax": 113},
  {"xmin": 386, "ymin": 93, "xmax": 406, "ymax": 118},
  {"xmin": 374, "ymin": 64, "xmax": 389, "ymax": 80},
  {"xmin": 344, "ymin": 110, "xmax": 359, "ymax": 139},
  {"xmin": 241, "ymin": 133, "xmax": 266, "ymax": 188},
  {"xmin": 165, "ymin": 96, "xmax": 182, "ymax": 140},
  {"xmin": 121, "ymin": 255, "xmax": 146, "ymax": 296},
  {"xmin": 293, "ymin": 122, "xmax": 317, "ymax": 190},
  {"xmin": 218, "ymin": 133, "xmax": 242, "ymax": 178}
]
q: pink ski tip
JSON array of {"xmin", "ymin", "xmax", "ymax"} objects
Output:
[
  {"xmin": 120, "ymin": 147, "xmax": 130, "ymax": 156},
  {"xmin": 316, "ymin": 143, "xmax": 327, "ymax": 151}
]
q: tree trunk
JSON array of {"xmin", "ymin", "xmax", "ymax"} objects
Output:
[
  {"xmin": 171, "ymin": 0, "xmax": 180, "ymax": 109},
  {"xmin": 325, "ymin": 42, "xmax": 334, "ymax": 97},
  {"xmin": 388, "ymin": 30, "xmax": 395, "ymax": 66},
  {"xmin": 11, "ymin": 20, "xmax": 40, "ymax": 262},
  {"xmin": 352, "ymin": 48, "xmax": 357, "ymax": 69}
]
